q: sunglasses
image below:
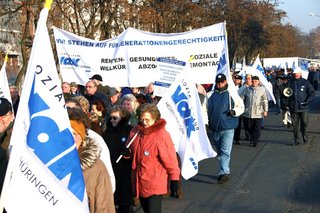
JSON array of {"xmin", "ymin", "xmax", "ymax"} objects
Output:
[{"xmin": 110, "ymin": 116, "xmax": 120, "ymax": 121}]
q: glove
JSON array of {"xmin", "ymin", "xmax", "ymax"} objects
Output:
[
  {"xmin": 226, "ymin": 110, "xmax": 236, "ymax": 117},
  {"xmin": 170, "ymin": 180, "xmax": 179, "ymax": 198},
  {"xmin": 301, "ymin": 102, "xmax": 308, "ymax": 107},
  {"xmin": 121, "ymin": 148, "xmax": 131, "ymax": 158}
]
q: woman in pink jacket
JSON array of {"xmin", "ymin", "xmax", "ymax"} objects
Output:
[{"xmin": 124, "ymin": 103, "xmax": 180, "ymax": 213}]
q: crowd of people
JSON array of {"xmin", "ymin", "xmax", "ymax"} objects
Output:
[{"xmin": 0, "ymin": 65, "xmax": 318, "ymax": 212}]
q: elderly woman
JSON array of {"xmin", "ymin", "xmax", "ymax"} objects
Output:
[
  {"xmin": 103, "ymin": 106, "xmax": 134, "ymax": 213},
  {"xmin": 124, "ymin": 103, "xmax": 180, "ymax": 213},
  {"xmin": 120, "ymin": 94, "xmax": 139, "ymax": 127},
  {"xmin": 68, "ymin": 107, "xmax": 115, "ymax": 213}
]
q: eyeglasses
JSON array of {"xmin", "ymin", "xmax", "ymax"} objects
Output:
[
  {"xmin": 140, "ymin": 118, "xmax": 152, "ymax": 123},
  {"xmin": 110, "ymin": 116, "xmax": 120, "ymax": 121}
]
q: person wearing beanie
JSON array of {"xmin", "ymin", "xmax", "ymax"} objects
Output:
[{"xmin": 0, "ymin": 97, "xmax": 14, "ymax": 196}]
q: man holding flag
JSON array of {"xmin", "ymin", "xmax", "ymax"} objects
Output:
[{"xmin": 207, "ymin": 73, "xmax": 240, "ymax": 184}]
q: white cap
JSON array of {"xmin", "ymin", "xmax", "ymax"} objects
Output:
[{"xmin": 293, "ymin": 67, "xmax": 302, "ymax": 74}]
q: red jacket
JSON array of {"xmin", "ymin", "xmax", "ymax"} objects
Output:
[{"xmin": 128, "ymin": 118, "xmax": 180, "ymax": 198}]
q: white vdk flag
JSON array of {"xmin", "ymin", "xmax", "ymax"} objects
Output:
[
  {"xmin": 0, "ymin": 55, "xmax": 12, "ymax": 104},
  {"xmin": 157, "ymin": 76, "xmax": 217, "ymax": 180},
  {"xmin": 0, "ymin": 8, "xmax": 89, "ymax": 213}
]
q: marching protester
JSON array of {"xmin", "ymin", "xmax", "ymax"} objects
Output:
[
  {"xmin": 233, "ymin": 74, "xmax": 244, "ymax": 145},
  {"xmin": 238, "ymin": 74, "xmax": 253, "ymax": 141},
  {"xmin": 307, "ymin": 67, "xmax": 319, "ymax": 91},
  {"xmin": 70, "ymin": 81, "xmax": 83, "ymax": 97},
  {"xmin": 0, "ymin": 98, "xmax": 13, "ymax": 195},
  {"xmin": 68, "ymin": 107, "xmax": 115, "ymax": 213},
  {"xmin": 84, "ymin": 80, "xmax": 108, "ymax": 111},
  {"xmin": 241, "ymin": 76, "xmax": 268, "ymax": 147},
  {"xmin": 145, "ymin": 82, "xmax": 161, "ymax": 104},
  {"xmin": 207, "ymin": 74, "xmax": 241, "ymax": 184},
  {"xmin": 90, "ymin": 100, "xmax": 108, "ymax": 133},
  {"xmin": 62, "ymin": 81, "xmax": 71, "ymax": 94},
  {"xmin": 106, "ymin": 87, "xmax": 121, "ymax": 114},
  {"xmin": 103, "ymin": 106, "xmax": 134, "ymax": 213},
  {"xmin": 285, "ymin": 67, "xmax": 315, "ymax": 145},
  {"xmin": 73, "ymin": 96, "xmax": 104, "ymax": 136},
  {"xmin": 65, "ymin": 98, "xmax": 116, "ymax": 193},
  {"xmin": 0, "ymin": 98, "xmax": 14, "ymax": 153},
  {"xmin": 9, "ymin": 85, "xmax": 20, "ymax": 116},
  {"xmin": 90, "ymin": 74, "xmax": 110, "ymax": 95},
  {"xmin": 121, "ymin": 94, "xmax": 140, "ymax": 127},
  {"xmin": 122, "ymin": 103, "xmax": 180, "ymax": 213},
  {"xmin": 272, "ymin": 71, "xmax": 286, "ymax": 115},
  {"xmin": 62, "ymin": 82, "xmax": 72, "ymax": 99}
]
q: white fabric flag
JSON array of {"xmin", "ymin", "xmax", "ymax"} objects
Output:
[
  {"xmin": 249, "ymin": 55, "xmax": 275, "ymax": 103},
  {"xmin": 157, "ymin": 76, "xmax": 217, "ymax": 180},
  {"xmin": 0, "ymin": 8, "xmax": 89, "ymax": 213},
  {"xmin": 213, "ymin": 23, "xmax": 244, "ymax": 116},
  {"xmin": 0, "ymin": 55, "xmax": 12, "ymax": 104}
]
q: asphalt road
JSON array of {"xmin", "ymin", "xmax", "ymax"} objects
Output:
[{"xmin": 158, "ymin": 91, "xmax": 320, "ymax": 213}]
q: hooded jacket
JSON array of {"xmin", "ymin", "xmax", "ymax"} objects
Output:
[
  {"xmin": 79, "ymin": 137, "xmax": 115, "ymax": 213},
  {"xmin": 128, "ymin": 118, "xmax": 180, "ymax": 198}
]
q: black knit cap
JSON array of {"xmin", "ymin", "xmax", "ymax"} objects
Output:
[
  {"xmin": 0, "ymin": 98, "xmax": 12, "ymax": 116},
  {"xmin": 215, "ymin": 73, "xmax": 226, "ymax": 83}
]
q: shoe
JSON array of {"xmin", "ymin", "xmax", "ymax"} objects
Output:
[
  {"xmin": 250, "ymin": 141, "xmax": 253, "ymax": 145},
  {"xmin": 291, "ymin": 142, "xmax": 300, "ymax": 146},
  {"xmin": 217, "ymin": 174, "xmax": 229, "ymax": 184},
  {"xmin": 234, "ymin": 140, "xmax": 240, "ymax": 145},
  {"xmin": 253, "ymin": 143, "xmax": 257, "ymax": 147}
]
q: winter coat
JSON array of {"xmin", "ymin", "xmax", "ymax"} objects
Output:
[
  {"xmin": 103, "ymin": 116, "xmax": 133, "ymax": 206},
  {"xmin": 128, "ymin": 118, "xmax": 180, "ymax": 198},
  {"xmin": 79, "ymin": 137, "xmax": 115, "ymax": 213},
  {"xmin": 207, "ymin": 87, "xmax": 238, "ymax": 132},
  {"xmin": 285, "ymin": 77, "xmax": 315, "ymax": 112},
  {"xmin": 0, "ymin": 146, "xmax": 8, "ymax": 194},
  {"xmin": 242, "ymin": 85, "xmax": 268, "ymax": 118}
]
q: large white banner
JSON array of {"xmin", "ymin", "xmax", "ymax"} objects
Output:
[
  {"xmin": 157, "ymin": 76, "xmax": 217, "ymax": 180},
  {"xmin": 0, "ymin": 8, "xmax": 89, "ymax": 213},
  {"xmin": 53, "ymin": 23, "xmax": 226, "ymax": 87}
]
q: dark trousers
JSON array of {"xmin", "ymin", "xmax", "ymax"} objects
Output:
[
  {"xmin": 243, "ymin": 117, "xmax": 262, "ymax": 145},
  {"xmin": 291, "ymin": 111, "xmax": 309, "ymax": 144},
  {"xmin": 313, "ymin": 81, "xmax": 318, "ymax": 91},
  {"xmin": 139, "ymin": 195, "xmax": 163, "ymax": 213},
  {"xmin": 242, "ymin": 117, "xmax": 252, "ymax": 141},
  {"xmin": 233, "ymin": 116, "xmax": 242, "ymax": 141}
]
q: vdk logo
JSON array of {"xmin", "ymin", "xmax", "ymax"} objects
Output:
[{"xmin": 59, "ymin": 56, "xmax": 80, "ymax": 66}]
